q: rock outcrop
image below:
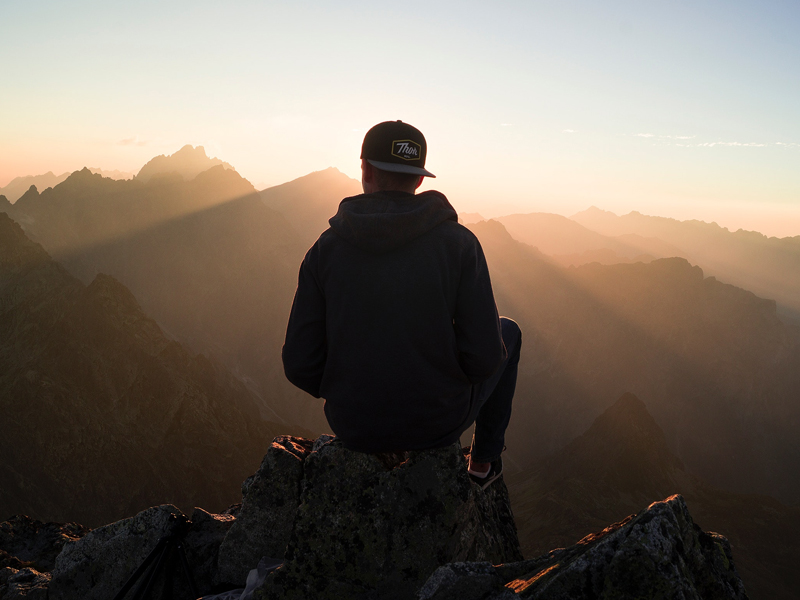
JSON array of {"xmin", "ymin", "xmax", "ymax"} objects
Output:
[
  {"xmin": 0, "ymin": 516, "xmax": 87, "ymax": 600},
  {"xmin": 48, "ymin": 504, "xmax": 235, "ymax": 600},
  {"xmin": 0, "ymin": 516, "xmax": 88, "ymax": 573},
  {"xmin": 419, "ymin": 495, "xmax": 747, "ymax": 600},
  {"xmin": 249, "ymin": 436, "xmax": 522, "ymax": 600},
  {"xmin": 0, "ymin": 436, "xmax": 749, "ymax": 600}
]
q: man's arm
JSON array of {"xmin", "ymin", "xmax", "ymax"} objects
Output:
[
  {"xmin": 282, "ymin": 246, "xmax": 327, "ymax": 398},
  {"xmin": 453, "ymin": 237, "xmax": 506, "ymax": 383}
]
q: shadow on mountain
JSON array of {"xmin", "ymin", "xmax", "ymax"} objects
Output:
[
  {"xmin": 497, "ymin": 212, "xmax": 686, "ymax": 267},
  {"xmin": 0, "ymin": 214, "xmax": 312, "ymax": 527},
  {"xmin": 470, "ymin": 219, "xmax": 800, "ymax": 504},
  {"xmin": 4, "ymin": 165, "xmax": 333, "ymax": 434},
  {"xmin": 507, "ymin": 392, "xmax": 800, "ymax": 600}
]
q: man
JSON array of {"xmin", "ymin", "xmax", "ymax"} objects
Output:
[{"xmin": 282, "ymin": 120, "xmax": 521, "ymax": 488}]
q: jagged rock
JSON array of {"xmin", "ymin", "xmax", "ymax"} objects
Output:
[
  {"xmin": 184, "ymin": 507, "xmax": 237, "ymax": 594},
  {"xmin": 49, "ymin": 504, "xmax": 185, "ymax": 600},
  {"xmin": 248, "ymin": 436, "xmax": 522, "ymax": 600},
  {"xmin": 0, "ymin": 515, "xmax": 88, "ymax": 573},
  {"xmin": 418, "ymin": 495, "xmax": 748, "ymax": 600},
  {"xmin": 215, "ymin": 436, "xmax": 314, "ymax": 586},
  {"xmin": 48, "ymin": 503, "xmax": 233, "ymax": 600},
  {"xmin": 0, "ymin": 567, "xmax": 50, "ymax": 599}
]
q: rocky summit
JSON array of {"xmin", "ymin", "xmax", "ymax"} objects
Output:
[
  {"xmin": 0, "ymin": 435, "xmax": 749, "ymax": 600},
  {"xmin": 250, "ymin": 436, "xmax": 522, "ymax": 600}
]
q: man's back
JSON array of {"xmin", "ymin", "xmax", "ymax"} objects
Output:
[{"xmin": 282, "ymin": 188, "xmax": 505, "ymax": 452}]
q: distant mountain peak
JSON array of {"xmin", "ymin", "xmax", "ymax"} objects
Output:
[
  {"xmin": 571, "ymin": 206, "xmax": 618, "ymax": 219},
  {"xmin": 551, "ymin": 393, "xmax": 685, "ymax": 492},
  {"xmin": 16, "ymin": 185, "xmax": 40, "ymax": 205},
  {"xmin": 136, "ymin": 145, "xmax": 235, "ymax": 183}
]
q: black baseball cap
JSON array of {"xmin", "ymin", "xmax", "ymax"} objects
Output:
[{"xmin": 360, "ymin": 120, "xmax": 436, "ymax": 178}]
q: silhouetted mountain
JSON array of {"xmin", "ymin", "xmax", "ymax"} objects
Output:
[
  {"xmin": 260, "ymin": 168, "xmax": 362, "ymax": 246},
  {"xmin": 87, "ymin": 167, "xmax": 134, "ymax": 180},
  {"xmin": 469, "ymin": 219, "xmax": 800, "ymax": 504},
  {"xmin": 0, "ymin": 169, "xmax": 132, "ymax": 203},
  {"xmin": 0, "ymin": 214, "xmax": 295, "ymax": 527},
  {"xmin": 136, "ymin": 145, "xmax": 234, "ymax": 183},
  {"xmin": 0, "ymin": 172, "xmax": 69, "ymax": 203},
  {"xmin": 508, "ymin": 392, "xmax": 800, "ymax": 600},
  {"xmin": 572, "ymin": 206, "xmax": 800, "ymax": 319},
  {"xmin": 458, "ymin": 212, "xmax": 486, "ymax": 224},
  {"xmin": 5, "ymin": 166, "xmax": 328, "ymax": 434},
  {"xmin": 496, "ymin": 212, "xmax": 686, "ymax": 266}
]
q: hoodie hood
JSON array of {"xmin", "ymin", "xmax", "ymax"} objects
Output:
[{"xmin": 328, "ymin": 190, "xmax": 458, "ymax": 254}]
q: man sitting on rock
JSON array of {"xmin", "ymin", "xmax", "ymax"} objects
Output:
[{"xmin": 282, "ymin": 120, "xmax": 521, "ymax": 488}]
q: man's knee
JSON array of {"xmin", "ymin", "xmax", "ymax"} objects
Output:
[{"xmin": 499, "ymin": 317, "xmax": 522, "ymax": 356}]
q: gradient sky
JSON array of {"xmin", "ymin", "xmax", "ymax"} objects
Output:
[{"xmin": 2, "ymin": 0, "xmax": 799, "ymax": 236}]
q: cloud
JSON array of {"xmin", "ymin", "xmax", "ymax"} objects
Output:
[
  {"xmin": 562, "ymin": 129, "xmax": 576, "ymax": 133},
  {"xmin": 501, "ymin": 123, "xmax": 513, "ymax": 127},
  {"xmin": 118, "ymin": 136, "xmax": 149, "ymax": 147},
  {"xmin": 632, "ymin": 132, "xmax": 797, "ymax": 148},
  {"xmin": 697, "ymin": 141, "xmax": 767, "ymax": 147}
]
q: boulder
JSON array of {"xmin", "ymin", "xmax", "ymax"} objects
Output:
[
  {"xmin": 49, "ymin": 503, "xmax": 235, "ymax": 600},
  {"xmin": 0, "ymin": 515, "xmax": 88, "ymax": 573},
  {"xmin": 246, "ymin": 436, "xmax": 522, "ymax": 600},
  {"xmin": 418, "ymin": 495, "xmax": 748, "ymax": 600}
]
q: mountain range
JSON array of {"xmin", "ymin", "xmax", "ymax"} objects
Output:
[
  {"xmin": 0, "ymin": 169, "xmax": 133, "ymax": 203},
  {"xmin": 3, "ymin": 147, "xmax": 799, "ymax": 594},
  {"xmin": 508, "ymin": 392, "xmax": 800, "ymax": 600},
  {"xmin": 571, "ymin": 206, "xmax": 800, "ymax": 322},
  {"xmin": 469, "ymin": 218, "xmax": 800, "ymax": 504},
  {"xmin": 2, "ymin": 158, "xmax": 329, "ymax": 434},
  {"xmin": 0, "ymin": 213, "xmax": 303, "ymax": 527}
]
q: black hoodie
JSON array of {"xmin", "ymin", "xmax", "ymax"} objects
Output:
[{"xmin": 282, "ymin": 189, "xmax": 505, "ymax": 452}]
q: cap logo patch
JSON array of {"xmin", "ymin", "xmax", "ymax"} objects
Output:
[{"xmin": 391, "ymin": 139, "xmax": 421, "ymax": 161}]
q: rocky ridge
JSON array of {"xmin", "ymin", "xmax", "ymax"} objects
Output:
[
  {"xmin": 0, "ymin": 213, "xmax": 289, "ymax": 526},
  {"xmin": 1, "ymin": 434, "xmax": 748, "ymax": 600}
]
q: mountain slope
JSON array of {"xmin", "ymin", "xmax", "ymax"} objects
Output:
[
  {"xmin": 469, "ymin": 219, "xmax": 800, "ymax": 504},
  {"xmin": 0, "ymin": 213, "xmax": 292, "ymax": 527},
  {"xmin": 260, "ymin": 167, "xmax": 362, "ymax": 246},
  {"xmin": 496, "ymin": 212, "xmax": 686, "ymax": 266},
  {"xmin": 508, "ymin": 393, "xmax": 800, "ymax": 600},
  {"xmin": 572, "ymin": 206, "xmax": 800, "ymax": 319},
  {"xmin": 4, "ymin": 166, "xmax": 327, "ymax": 433}
]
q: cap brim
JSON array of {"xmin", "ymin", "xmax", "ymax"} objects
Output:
[{"xmin": 367, "ymin": 159, "xmax": 436, "ymax": 178}]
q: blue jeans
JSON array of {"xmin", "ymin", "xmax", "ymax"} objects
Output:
[{"xmin": 467, "ymin": 317, "xmax": 522, "ymax": 463}]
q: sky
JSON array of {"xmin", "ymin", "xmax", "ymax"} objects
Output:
[{"xmin": 2, "ymin": 0, "xmax": 799, "ymax": 236}]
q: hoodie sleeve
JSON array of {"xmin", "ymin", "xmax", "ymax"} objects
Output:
[
  {"xmin": 282, "ymin": 245, "xmax": 327, "ymax": 398},
  {"xmin": 453, "ymin": 237, "xmax": 506, "ymax": 383}
]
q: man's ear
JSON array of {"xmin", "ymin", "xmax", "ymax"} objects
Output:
[{"xmin": 362, "ymin": 160, "xmax": 374, "ymax": 182}]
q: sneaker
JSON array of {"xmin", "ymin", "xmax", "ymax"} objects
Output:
[{"xmin": 468, "ymin": 457, "xmax": 503, "ymax": 490}]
